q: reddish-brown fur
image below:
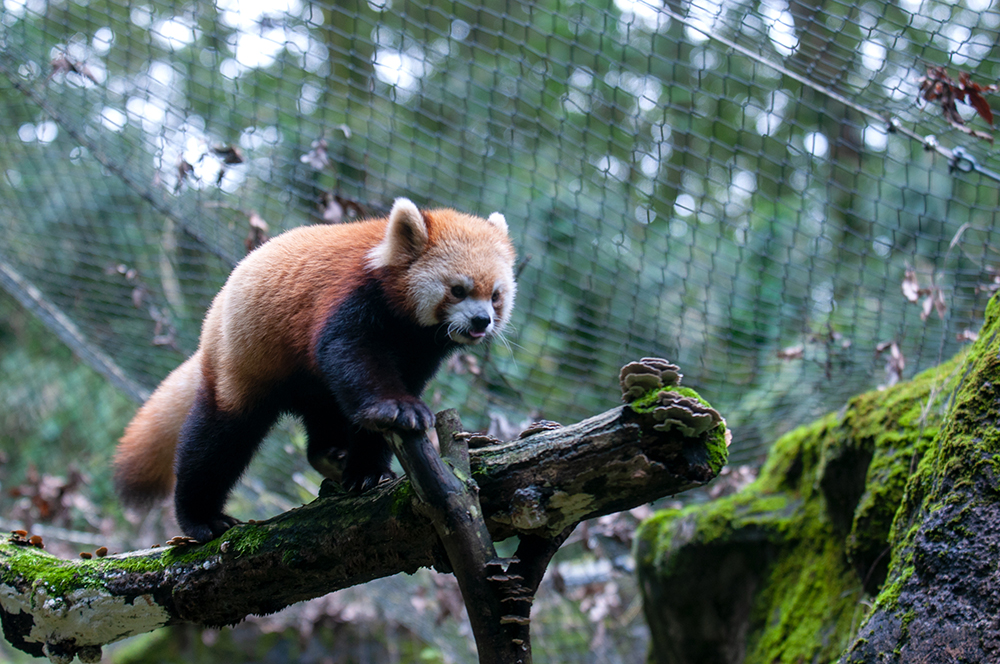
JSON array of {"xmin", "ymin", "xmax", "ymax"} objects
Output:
[
  {"xmin": 113, "ymin": 204, "xmax": 515, "ymax": 510},
  {"xmin": 113, "ymin": 351, "xmax": 202, "ymax": 503}
]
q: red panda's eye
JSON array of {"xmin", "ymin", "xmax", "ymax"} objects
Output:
[
  {"xmin": 492, "ymin": 290, "xmax": 501, "ymax": 303},
  {"xmin": 451, "ymin": 285, "xmax": 467, "ymax": 299}
]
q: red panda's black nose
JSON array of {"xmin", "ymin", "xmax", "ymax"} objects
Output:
[{"xmin": 470, "ymin": 314, "xmax": 492, "ymax": 332}]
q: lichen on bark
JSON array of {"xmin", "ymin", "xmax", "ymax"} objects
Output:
[{"xmin": 635, "ymin": 294, "xmax": 1000, "ymax": 664}]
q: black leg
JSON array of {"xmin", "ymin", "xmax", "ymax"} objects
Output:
[
  {"xmin": 296, "ymin": 388, "xmax": 393, "ymax": 491},
  {"xmin": 300, "ymin": 400, "xmax": 352, "ymax": 484},
  {"xmin": 174, "ymin": 391, "xmax": 275, "ymax": 542},
  {"xmin": 342, "ymin": 428, "xmax": 395, "ymax": 492}
]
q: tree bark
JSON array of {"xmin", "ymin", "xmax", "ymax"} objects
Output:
[
  {"xmin": 385, "ymin": 418, "xmax": 513, "ymax": 664},
  {"xmin": 0, "ymin": 396, "xmax": 727, "ymax": 662}
]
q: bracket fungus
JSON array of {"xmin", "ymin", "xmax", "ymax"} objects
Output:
[
  {"xmin": 648, "ymin": 392, "xmax": 723, "ymax": 437},
  {"xmin": 619, "ymin": 357, "xmax": 683, "ymax": 402},
  {"xmin": 620, "ymin": 357, "xmax": 725, "ymax": 439}
]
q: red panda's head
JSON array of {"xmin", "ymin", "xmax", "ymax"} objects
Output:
[{"xmin": 367, "ymin": 198, "xmax": 516, "ymax": 345}]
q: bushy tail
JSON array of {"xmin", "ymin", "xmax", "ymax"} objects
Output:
[{"xmin": 114, "ymin": 351, "xmax": 203, "ymax": 508}]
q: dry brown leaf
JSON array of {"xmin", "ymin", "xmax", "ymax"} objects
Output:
[
  {"xmin": 920, "ymin": 288, "xmax": 947, "ymax": 321},
  {"xmin": 919, "ymin": 66, "xmax": 998, "ymax": 133}
]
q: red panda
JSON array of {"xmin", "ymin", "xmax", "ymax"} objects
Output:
[{"xmin": 114, "ymin": 198, "xmax": 516, "ymax": 543}]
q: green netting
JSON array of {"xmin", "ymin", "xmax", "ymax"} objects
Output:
[
  {"xmin": 1, "ymin": 0, "xmax": 998, "ymax": 658},
  {"xmin": 3, "ymin": 0, "xmax": 997, "ymax": 463}
]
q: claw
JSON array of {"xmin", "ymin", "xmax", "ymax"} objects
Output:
[
  {"xmin": 360, "ymin": 398, "xmax": 435, "ymax": 431},
  {"xmin": 181, "ymin": 514, "xmax": 240, "ymax": 543},
  {"xmin": 343, "ymin": 469, "xmax": 396, "ymax": 493}
]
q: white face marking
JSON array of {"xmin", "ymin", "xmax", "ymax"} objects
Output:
[
  {"xmin": 399, "ymin": 210, "xmax": 516, "ymax": 344},
  {"xmin": 447, "ymin": 297, "xmax": 495, "ymax": 344},
  {"xmin": 407, "ymin": 263, "xmax": 514, "ymax": 345}
]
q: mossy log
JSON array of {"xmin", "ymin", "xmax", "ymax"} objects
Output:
[
  {"xmin": 636, "ymin": 293, "xmax": 1000, "ymax": 663},
  {"xmin": 1, "ymin": 393, "xmax": 728, "ymax": 663}
]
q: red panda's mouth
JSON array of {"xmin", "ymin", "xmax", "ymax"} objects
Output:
[{"xmin": 450, "ymin": 328, "xmax": 488, "ymax": 345}]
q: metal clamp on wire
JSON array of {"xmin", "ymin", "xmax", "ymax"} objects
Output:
[{"xmin": 949, "ymin": 146, "xmax": 976, "ymax": 174}]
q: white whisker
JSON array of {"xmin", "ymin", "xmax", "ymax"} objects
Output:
[
  {"xmin": 446, "ymin": 321, "xmax": 460, "ymax": 342},
  {"xmin": 491, "ymin": 329, "xmax": 519, "ymax": 362}
]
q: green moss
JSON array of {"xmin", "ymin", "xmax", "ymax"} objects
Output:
[
  {"xmin": 840, "ymin": 293, "xmax": 1000, "ymax": 658},
  {"xmin": 628, "ymin": 386, "xmax": 729, "ymax": 474},
  {"xmin": 1, "ymin": 544, "xmax": 80, "ymax": 596},
  {"xmin": 745, "ymin": 532, "xmax": 862, "ymax": 663},
  {"xmin": 641, "ymin": 295, "xmax": 1000, "ymax": 663},
  {"xmin": 160, "ymin": 540, "xmax": 220, "ymax": 565},
  {"xmin": 390, "ymin": 481, "xmax": 415, "ymax": 516},
  {"xmin": 636, "ymin": 318, "xmax": 978, "ymax": 664},
  {"xmin": 225, "ymin": 525, "xmax": 268, "ymax": 558},
  {"xmin": 628, "ymin": 386, "xmax": 715, "ymax": 413},
  {"xmin": 0, "ymin": 536, "xmax": 227, "ymax": 600},
  {"xmin": 3, "ymin": 546, "xmax": 142, "ymax": 599},
  {"xmin": 108, "ymin": 552, "xmax": 170, "ymax": 575},
  {"xmin": 704, "ymin": 423, "xmax": 730, "ymax": 476}
]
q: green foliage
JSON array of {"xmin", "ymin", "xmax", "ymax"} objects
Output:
[{"xmin": 0, "ymin": 292, "xmax": 134, "ymax": 504}]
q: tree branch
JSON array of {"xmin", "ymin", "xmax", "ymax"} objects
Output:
[
  {"xmin": 386, "ymin": 416, "xmax": 510, "ymax": 663},
  {"xmin": 0, "ymin": 393, "xmax": 728, "ymax": 662}
]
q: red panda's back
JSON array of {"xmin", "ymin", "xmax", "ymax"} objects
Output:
[{"xmin": 199, "ymin": 220, "xmax": 387, "ymax": 409}]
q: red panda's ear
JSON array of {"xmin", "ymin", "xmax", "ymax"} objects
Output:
[
  {"xmin": 369, "ymin": 198, "xmax": 429, "ymax": 268},
  {"xmin": 486, "ymin": 212, "xmax": 508, "ymax": 234}
]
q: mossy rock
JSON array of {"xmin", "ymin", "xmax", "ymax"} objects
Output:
[
  {"xmin": 844, "ymin": 295, "xmax": 1000, "ymax": 661},
  {"xmin": 636, "ymin": 293, "xmax": 1000, "ymax": 664}
]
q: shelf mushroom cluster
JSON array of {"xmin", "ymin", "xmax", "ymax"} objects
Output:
[{"xmin": 619, "ymin": 357, "xmax": 723, "ymax": 438}]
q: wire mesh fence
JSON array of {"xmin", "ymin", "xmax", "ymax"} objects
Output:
[{"xmin": 1, "ymin": 0, "xmax": 998, "ymax": 660}]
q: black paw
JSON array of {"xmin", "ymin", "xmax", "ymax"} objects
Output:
[
  {"xmin": 359, "ymin": 398, "xmax": 435, "ymax": 431},
  {"xmin": 307, "ymin": 447, "xmax": 347, "ymax": 483},
  {"xmin": 342, "ymin": 467, "xmax": 397, "ymax": 493},
  {"xmin": 179, "ymin": 514, "xmax": 240, "ymax": 543}
]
